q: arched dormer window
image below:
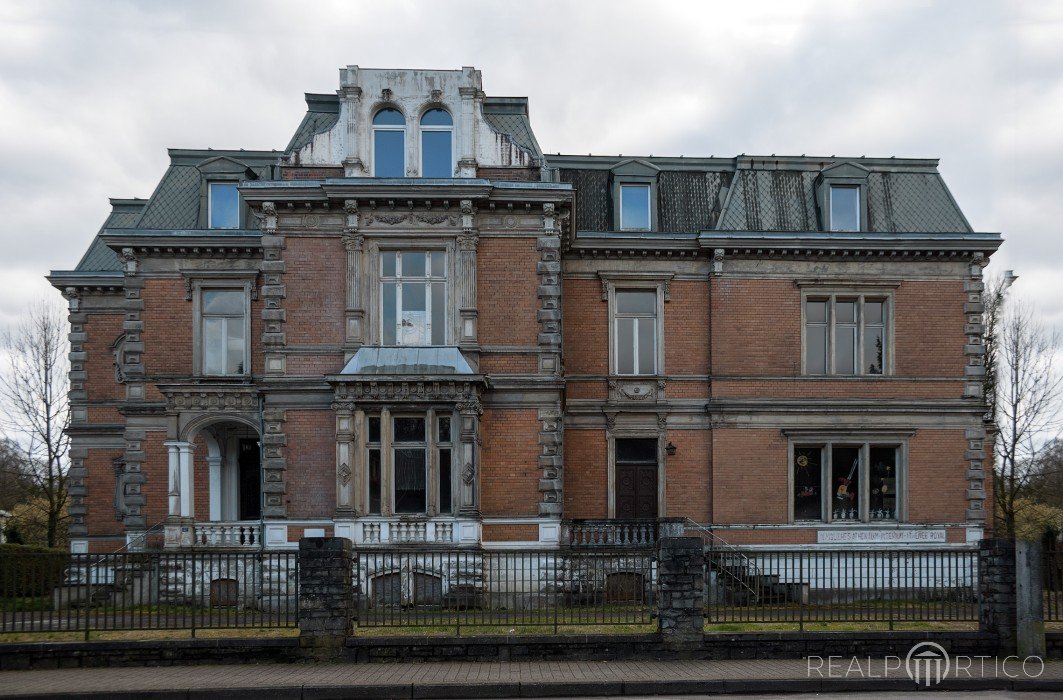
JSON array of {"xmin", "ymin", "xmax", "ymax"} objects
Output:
[
  {"xmin": 373, "ymin": 108, "xmax": 406, "ymax": 177},
  {"xmin": 420, "ymin": 109, "xmax": 453, "ymax": 178}
]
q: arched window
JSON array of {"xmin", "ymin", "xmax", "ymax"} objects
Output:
[
  {"xmin": 373, "ymin": 108, "xmax": 405, "ymax": 177},
  {"xmin": 420, "ymin": 109, "xmax": 453, "ymax": 178}
]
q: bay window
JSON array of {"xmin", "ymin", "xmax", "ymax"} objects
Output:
[{"xmin": 365, "ymin": 411, "xmax": 456, "ymax": 516}]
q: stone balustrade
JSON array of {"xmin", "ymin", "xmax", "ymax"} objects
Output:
[{"xmin": 193, "ymin": 521, "xmax": 261, "ymax": 548}]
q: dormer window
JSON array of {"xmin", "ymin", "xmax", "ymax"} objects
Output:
[
  {"xmin": 420, "ymin": 109, "xmax": 453, "ymax": 178},
  {"xmin": 208, "ymin": 182, "xmax": 239, "ymax": 229},
  {"xmin": 373, "ymin": 108, "xmax": 406, "ymax": 177},
  {"xmin": 619, "ymin": 184, "xmax": 651, "ymax": 231},
  {"xmin": 829, "ymin": 185, "xmax": 860, "ymax": 232}
]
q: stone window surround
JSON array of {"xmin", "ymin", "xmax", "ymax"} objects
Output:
[
  {"xmin": 814, "ymin": 164, "xmax": 870, "ymax": 233},
  {"xmin": 605, "ymin": 426, "xmax": 667, "ymax": 520},
  {"xmin": 610, "ymin": 171, "xmax": 659, "ymax": 232},
  {"xmin": 183, "ymin": 272, "xmax": 257, "ymax": 377},
  {"xmin": 364, "ymin": 408, "xmax": 456, "ymax": 517},
  {"xmin": 599, "ymin": 271, "xmax": 672, "ymax": 379},
  {"xmin": 783, "ymin": 429, "xmax": 911, "ymax": 525},
  {"xmin": 796, "ymin": 280, "xmax": 897, "ymax": 377},
  {"xmin": 365, "ymin": 237, "xmax": 459, "ymax": 347},
  {"xmin": 198, "ymin": 170, "xmax": 249, "ymax": 229},
  {"xmin": 369, "ymin": 102, "xmax": 457, "ymax": 178}
]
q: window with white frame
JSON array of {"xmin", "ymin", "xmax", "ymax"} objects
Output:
[
  {"xmin": 381, "ymin": 250, "xmax": 446, "ymax": 346},
  {"xmin": 829, "ymin": 185, "xmax": 860, "ymax": 232},
  {"xmin": 804, "ymin": 295, "xmax": 888, "ymax": 375},
  {"xmin": 365, "ymin": 412, "xmax": 455, "ymax": 516},
  {"xmin": 615, "ymin": 289, "xmax": 657, "ymax": 375},
  {"xmin": 792, "ymin": 443, "xmax": 901, "ymax": 523},
  {"xmin": 619, "ymin": 184, "xmax": 651, "ymax": 231},
  {"xmin": 200, "ymin": 289, "xmax": 248, "ymax": 375},
  {"xmin": 420, "ymin": 109, "xmax": 453, "ymax": 178},
  {"xmin": 208, "ymin": 182, "xmax": 240, "ymax": 229},
  {"xmin": 373, "ymin": 108, "xmax": 406, "ymax": 177}
]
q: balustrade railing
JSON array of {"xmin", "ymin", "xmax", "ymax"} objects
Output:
[
  {"xmin": 561, "ymin": 519, "xmax": 660, "ymax": 547},
  {"xmin": 192, "ymin": 522, "xmax": 260, "ymax": 548}
]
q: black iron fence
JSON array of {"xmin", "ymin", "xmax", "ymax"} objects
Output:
[
  {"xmin": 352, "ymin": 548, "xmax": 655, "ymax": 634},
  {"xmin": 1045, "ymin": 545, "xmax": 1062, "ymax": 622},
  {"xmin": 0, "ymin": 550, "xmax": 298, "ymax": 638},
  {"xmin": 705, "ymin": 547, "xmax": 979, "ymax": 629}
]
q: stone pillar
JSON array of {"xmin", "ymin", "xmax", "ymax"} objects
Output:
[
  {"xmin": 207, "ymin": 454, "xmax": 223, "ymax": 521},
  {"xmin": 457, "ymin": 200, "xmax": 478, "ymax": 350},
  {"xmin": 342, "ymin": 203, "xmax": 364, "ymax": 354},
  {"xmin": 979, "ymin": 538, "xmax": 1017, "ymax": 654},
  {"xmin": 1016, "ymin": 539, "xmax": 1046, "ymax": 658},
  {"xmin": 457, "ymin": 401, "xmax": 481, "ymax": 516},
  {"xmin": 334, "ymin": 404, "xmax": 356, "ymax": 515},
  {"xmin": 657, "ymin": 536, "xmax": 704, "ymax": 648},
  {"xmin": 298, "ymin": 537, "xmax": 353, "ymax": 659}
]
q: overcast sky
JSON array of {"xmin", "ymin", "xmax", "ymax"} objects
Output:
[{"xmin": 0, "ymin": 0, "xmax": 1060, "ymax": 332}]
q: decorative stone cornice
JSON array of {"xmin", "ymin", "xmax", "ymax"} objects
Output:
[
  {"xmin": 157, "ymin": 384, "xmax": 259, "ymax": 413},
  {"xmin": 330, "ymin": 376, "xmax": 485, "ymax": 405}
]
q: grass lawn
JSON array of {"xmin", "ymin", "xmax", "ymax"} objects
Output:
[
  {"xmin": 705, "ymin": 621, "xmax": 979, "ymax": 633},
  {"xmin": 0, "ymin": 627, "xmax": 298, "ymax": 643}
]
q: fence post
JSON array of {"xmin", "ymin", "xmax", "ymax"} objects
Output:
[
  {"xmin": 979, "ymin": 538, "xmax": 1017, "ymax": 654},
  {"xmin": 298, "ymin": 537, "xmax": 352, "ymax": 660},
  {"xmin": 656, "ymin": 536, "xmax": 704, "ymax": 649},
  {"xmin": 1015, "ymin": 539, "xmax": 1046, "ymax": 658}
]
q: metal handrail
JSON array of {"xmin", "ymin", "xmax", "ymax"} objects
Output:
[
  {"xmin": 113, "ymin": 519, "xmax": 168, "ymax": 554},
  {"xmin": 682, "ymin": 518, "xmax": 764, "ymax": 602}
]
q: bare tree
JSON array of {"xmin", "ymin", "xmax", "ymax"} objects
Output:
[
  {"xmin": 0, "ymin": 300, "xmax": 70, "ymax": 548},
  {"xmin": 992, "ymin": 298, "xmax": 1063, "ymax": 537}
]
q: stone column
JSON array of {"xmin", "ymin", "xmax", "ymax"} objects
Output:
[
  {"xmin": 979, "ymin": 538, "xmax": 1018, "ymax": 654},
  {"xmin": 207, "ymin": 454, "xmax": 223, "ymax": 521},
  {"xmin": 380, "ymin": 406, "xmax": 393, "ymax": 516},
  {"xmin": 340, "ymin": 86, "xmax": 364, "ymax": 177},
  {"xmin": 298, "ymin": 537, "xmax": 353, "ymax": 659},
  {"xmin": 657, "ymin": 536, "xmax": 705, "ymax": 648}
]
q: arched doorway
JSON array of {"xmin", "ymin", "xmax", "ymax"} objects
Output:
[{"xmin": 193, "ymin": 419, "xmax": 261, "ymax": 523}]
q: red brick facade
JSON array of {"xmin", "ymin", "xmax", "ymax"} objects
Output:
[{"xmin": 51, "ymin": 67, "xmax": 1000, "ymax": 554}]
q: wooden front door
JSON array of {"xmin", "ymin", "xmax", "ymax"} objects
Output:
[{"xmin": 615, "ymin": 438, "xmax": 658, "ymax": 519}]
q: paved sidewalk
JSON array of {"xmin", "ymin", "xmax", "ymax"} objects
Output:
[{"xmin": 1, "ymin": 658, "xmax": 1061, "ymax": 698}]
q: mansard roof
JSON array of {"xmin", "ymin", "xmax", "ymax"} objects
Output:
[{"xmin": 549, "ymin": 154, "xmax": 974, "ymax": 234}]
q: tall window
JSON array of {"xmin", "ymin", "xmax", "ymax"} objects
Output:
[
  {"xmin": 619, "ymin": 184, "xmax": 651, "ymax": 231},
  {"xmin": 829, "ymin": 185, "xmax": 860, "ymax": 232},
  {"xmin": 793, "ymin": 443, "xmax": 900, "ymax": 522},
  {"xmin": 365, "ymin": 412, "xmax": 454, "ymax": 516},
  {"xmin": 373, "ymin": 108, "xmax": 406, "ymax": 177},
  {"xmin": 615, "ymin": 290, "xmax": 657, "ymax": 375},
  {"xmin": 201, "ymin": 289, "xmax": 247, "ymax": 375},
  {"xmin": 208, "ymin": 182, "xmax": 239, "ymax": 229},
  {"xmin": 393, "ymin": 416, "xmax": 427, "ymax": 514},
  {"xmin": 420, "ymin": 109, "xmax": 453, "ymax": 178},
  {"xmin": 805, "ymin": 295, "xmax": 888, "ymax": 375},
  {"xmin": 381, "ymin": 251, "xmax": 446, "ymax": 346}
]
